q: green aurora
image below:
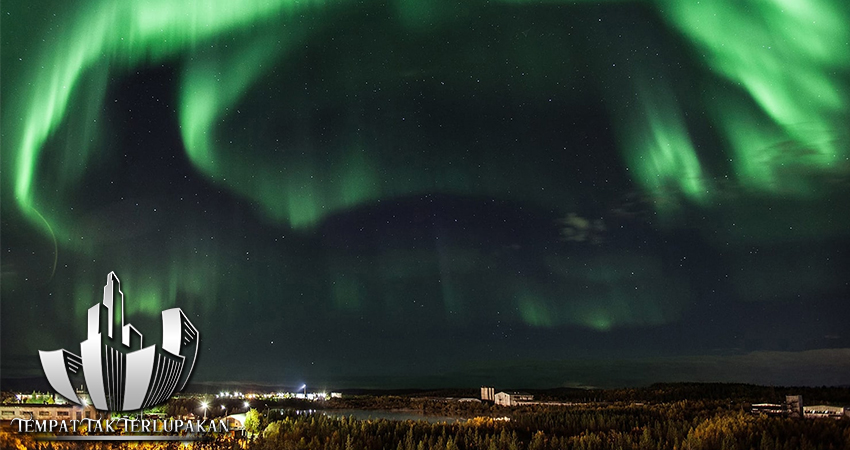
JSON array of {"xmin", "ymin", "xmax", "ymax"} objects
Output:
[
  {"xmin": 9, "ymin": 0, "xmax": 849, "ymax": 227},
  {"xmin": 2, "ymin": 0, "xmax": 849, "ymax": 385}
]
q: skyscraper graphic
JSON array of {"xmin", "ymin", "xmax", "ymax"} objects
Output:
[{"xmin": 39, "ymin": 272, "xmax": 199, "ymax": 411}]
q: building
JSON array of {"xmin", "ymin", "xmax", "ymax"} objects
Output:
[
  {"xmin": 0, "ymin": 403, "xmax": 97, "ymax": 422},
  {"xmin": 752, "ymin": 396, "xmax": 849, "ymax": 420},
  {"xmin": 480, "ymin": 387, "xmax": 495, "ymax": 402},
  {"xmin": 494, "ymin": 391, "xmax": 533, "ymax": 406},
  {"xmin": 803, "ymin": 405, "xmax": 846, "ymax": 419},
  {"xmin": 224, "ymin": 413, "xmax": 247, "ymax": 437},
  {"xmin": 786, "ymin": 395, "xmax": 803, "ymax": 418},
  {"xmin": 750, "ymin": 403, "xmax": 784, "ymax": 416}
]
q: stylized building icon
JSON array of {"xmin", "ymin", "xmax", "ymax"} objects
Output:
[{"xmin": 39, "ymin": 272, "xmax": 199, "ymax": 411}]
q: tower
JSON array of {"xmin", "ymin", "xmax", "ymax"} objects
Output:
[
  {"xmin": 786, "ymin": 395, "xmax": 803, "ymax": 418},
  {"xmin": 481, "ymin": 386, "xmax": 495, "ymax": 401}
]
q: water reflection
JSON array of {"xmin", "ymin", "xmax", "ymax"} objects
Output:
[{"xmin": 284, "ymin": 409, "xmax": 462, "ymax": 424}]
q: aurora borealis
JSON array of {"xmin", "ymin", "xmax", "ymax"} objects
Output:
[{"xmin": 2, "ymin": 0, "xmax": 849, "ymax": 388}]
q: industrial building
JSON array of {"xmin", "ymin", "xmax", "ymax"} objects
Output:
[
  {"xmin": 803, "ymin": 405, "xmax": 848, "ymax": 419},
  {"xmin": 480, "ymin": 387, "xmax": 534, "ymax": 406},
  {"xmin": 494, "ymin": 391, "xmax": 533, "ymax": 406},
  {"xmin": 750, "ymin": 395, "xmax": 849, "ymax": 420},
  {"xmin": 750, "ymin": 403, "xmax": 784, "ymax": 416},
  {"xmin": 786, "ymin": 395, "xmax": 803, "ymax": 418},
  {"xmin": 480, "ymin": 387, "xmax": 494, "ymax": 402},
  {"xmin": 0, "ymin": 403, "xmax": 98, "ymax": 422}
]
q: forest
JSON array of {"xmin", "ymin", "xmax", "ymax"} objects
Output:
[
  {"xmin": 243, "ymin": 400, "xmax": 850, "ymax": 450},
  {"xmin": 4, "ymin": 398, "xmax": 850, "ymax": 450}
]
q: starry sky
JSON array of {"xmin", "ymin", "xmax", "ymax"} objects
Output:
[{"xmin": 2, "ymin": 0, "xmax": 850, "ymax": 389}]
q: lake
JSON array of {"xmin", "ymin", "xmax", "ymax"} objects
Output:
[{"xmin": 286, "ymin": 409, "xmax": 463, "ymax": 424}]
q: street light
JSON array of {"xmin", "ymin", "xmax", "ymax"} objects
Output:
[{"xmin": 200, "ymin": 401, "xmax": 208, "ymax": 420}]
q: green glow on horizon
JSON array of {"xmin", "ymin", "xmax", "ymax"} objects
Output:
[
  {"xmin": 518, "ymin": 295, "xmax": 555, "ymax": 328},
  {"xmin": 331, "ymin": 274, "xmax": 364, "ymax": 311},
  {"xmin": 583, "ymin": 311, "xmax": 613, "ymax": 332},
  {"xmin": 512, "ymin": 254, "xmax": 689, "ymax": 330},
  {"xmin": 65, "ymin": 245, "xmax": 224, "ymax": 320}
]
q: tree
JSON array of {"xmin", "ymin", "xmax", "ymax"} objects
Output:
[
  {"xmin": 263, "ymin": 421, "xmax": 281, "ymax": 439},
  {"xmin": 244, "ymin": 408, "xmax": 261, "ymax": 438}
]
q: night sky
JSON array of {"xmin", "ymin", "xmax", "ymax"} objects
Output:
[{"xmin": 2, "ymin": 0, "xmax": 850, "ymax": 390}]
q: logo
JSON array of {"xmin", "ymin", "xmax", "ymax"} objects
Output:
[{"xmin": 39, "ymin": 272, "xmax": 200, "ymax": 411}]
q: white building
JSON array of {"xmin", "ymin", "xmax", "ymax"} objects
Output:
[
  {"xmin": 750, "ymin": 403, "xmax": 784, "ymax": 416},
  {"xmin": 494, "ymin": 391, "xmax": 533, "ymax": 406},
  {"xmin": 0, "ymin": 403, "xmax": 97, "ymax": 422},
  {"xmin": 480, "ymin": 387, "xmax": 495, "ymax": 402},
  {"xmin": 803, "ymin": 405, "xmax": 846, "ymax": 419}
]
